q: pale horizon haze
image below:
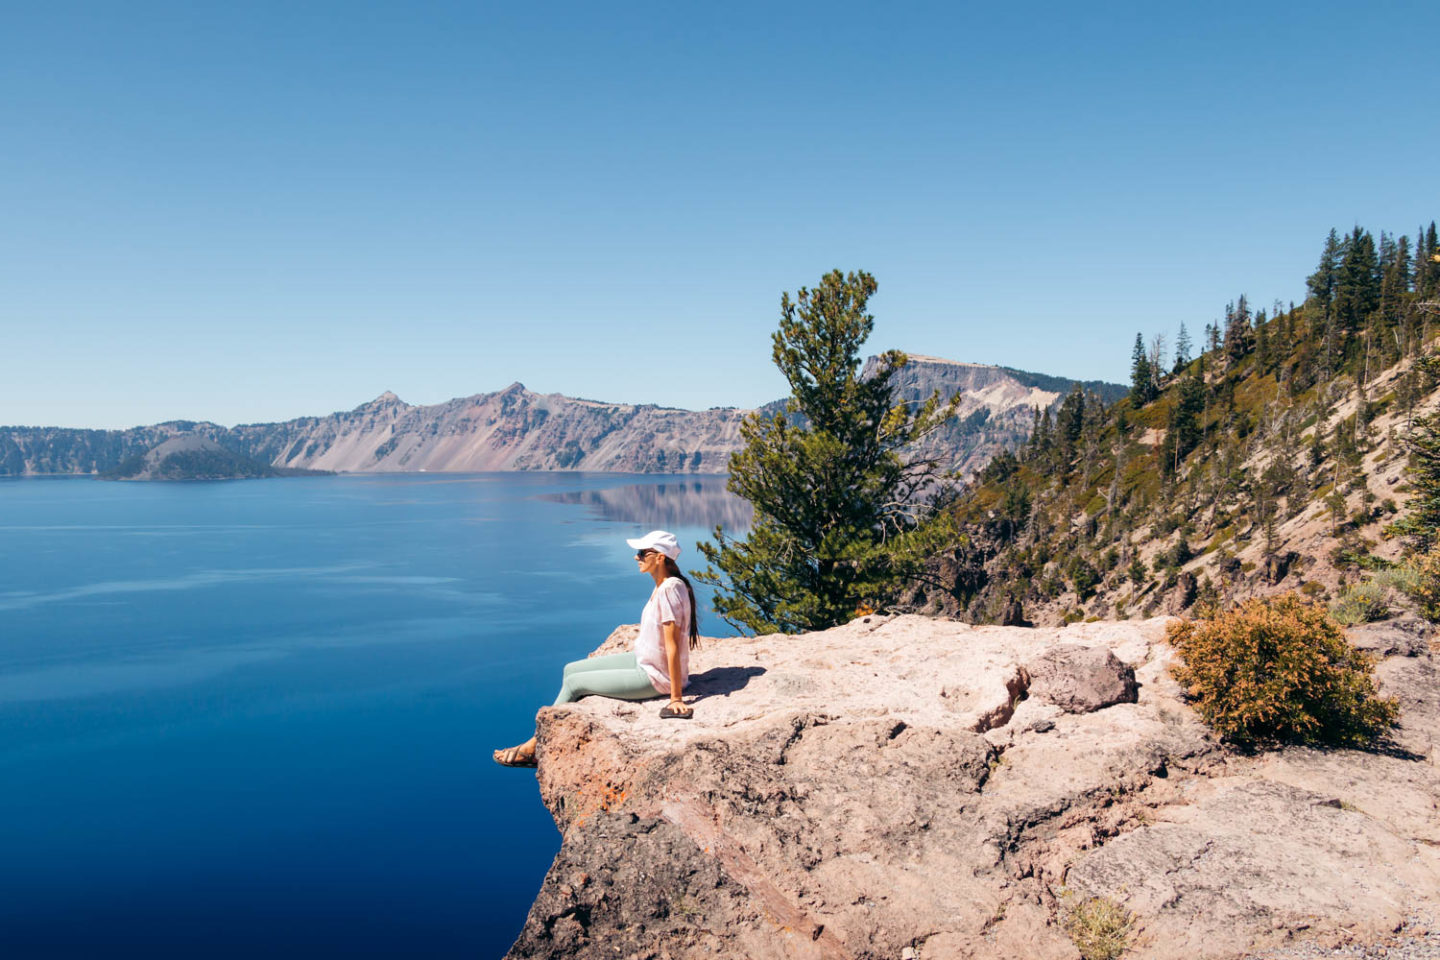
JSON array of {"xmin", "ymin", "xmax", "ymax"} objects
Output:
[{"xmin": 3, "ymin": 1, "xmax": 1438, "ymax": 429}]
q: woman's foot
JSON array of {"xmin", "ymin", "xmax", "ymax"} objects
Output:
[{"xmin": 493, "ymin": 737, "xmax": 537, "ymax": 767}]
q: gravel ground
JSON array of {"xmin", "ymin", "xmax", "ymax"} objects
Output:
[{"xmin": 1246, "ymin": 917, "xmax": 1440, "ymax": 959}]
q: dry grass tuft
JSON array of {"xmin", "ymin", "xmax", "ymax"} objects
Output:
[{"xmin": 1064, "ymin": 894, "xmax": 1135, "ymax": 960}]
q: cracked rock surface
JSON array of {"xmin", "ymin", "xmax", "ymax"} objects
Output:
[{"xmin": 505, "ymin": 615, "xmax": 1440, "ymax": 960}]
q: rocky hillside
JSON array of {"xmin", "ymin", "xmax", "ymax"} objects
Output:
[
  {"xmin": 507, "ymin": 613, "xmax": 1439, "ymax": 959},
  {"xmin": 229, "ymin": 384, "xmax": 749, "ymax": 474},
  {"xmin": 907, "ymin": 221, "xmax": 1440, "ymax": 628},
  {"xmin": 868, "ymin": 355, "xmax": 1124, "ymax": 478},
  {"xmin": 1, "ymin": 357, "xmax": 1120, "ymax": 476}
]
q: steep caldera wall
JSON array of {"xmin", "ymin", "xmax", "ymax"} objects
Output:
[
  {"xmin": 870, "ymin": 355, "xmax": 1123, "ymax": 478},
  {"xmin": 3, "ymin": 356, "xmax": 1119, "ymax": 476}
]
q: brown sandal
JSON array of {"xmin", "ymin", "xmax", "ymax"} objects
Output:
[{"xmin": 493, "ymin": 745, "xmax": 537, "ymax": 767}]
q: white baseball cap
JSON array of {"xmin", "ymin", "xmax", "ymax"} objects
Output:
[{"xmin": 626, "ymin": 530, "xmax": 681, "ymax": 560}]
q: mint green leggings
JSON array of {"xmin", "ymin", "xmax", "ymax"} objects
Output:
[{"xmin": 554, "ymin": 652, "xmax": 660, "ymax": 706}]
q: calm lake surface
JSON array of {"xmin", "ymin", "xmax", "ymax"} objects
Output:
[{"xmin": 0, "ymin": 473, "xmax": 749, "ymax": 958}]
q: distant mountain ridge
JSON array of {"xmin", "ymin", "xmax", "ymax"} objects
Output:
[{"xmin": 1, "ymin": 356, "xmax": 1123, "ymax": 477}]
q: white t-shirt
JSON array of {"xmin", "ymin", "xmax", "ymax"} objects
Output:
[{"xmin": 634, "ymin": 577, "xmax": 691, "ymax": 695}]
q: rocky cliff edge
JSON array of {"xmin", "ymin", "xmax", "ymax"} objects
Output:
[{"xmin": 508, "ymin": 615, "xmax": 1440, "ymax": 960}]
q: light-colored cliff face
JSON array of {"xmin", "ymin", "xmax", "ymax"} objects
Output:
[
  {"xmin": 237, "ymin": 356, "xmax": 1091, "ymax": 475},
  {"xmin": 508, "ymin": 615, "xmax": 1439, "ymax": 960},
  {"xmin": 228, "ymin": 384, "xmax": 750, "ymax": 474},
  {"xmin": 2, "ymin": 355, "xmax": 1120, "ymax": 476},
  {"xmin": 870, "ymin": 355, "xmax": 1066, "ymax": 476}
]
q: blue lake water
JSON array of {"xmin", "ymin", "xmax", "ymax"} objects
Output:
[{"xmin": 0, "ymin": 473, "xmax": 749, "ymax": 958}]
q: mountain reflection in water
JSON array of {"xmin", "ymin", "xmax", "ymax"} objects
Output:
[{"xmin": 542, "ymin": 478, "xmax": 754, "ymax": 531}]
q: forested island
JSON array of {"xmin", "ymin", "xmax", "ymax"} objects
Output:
[{"xmin": 102, "ymin": 435, "xmax": 331, "ymax": 481}]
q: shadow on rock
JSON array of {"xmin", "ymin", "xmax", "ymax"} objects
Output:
[{"xmin": 688, "ymin": 665, "xmax": 766, "ymax": 701}]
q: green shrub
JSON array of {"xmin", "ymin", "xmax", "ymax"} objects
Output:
[
  {"xmin": 1127, "ymin": 556, "xmax": 1148, "ymax": 585},
  {"xmin": 1069, "ymin": 557, "xmax": 1101, "ymax": 598},
  {"xmin": 1394, "ymin": 548, "xmax": 1440, "ymax": 621},
  {"xmin": 1372, "ymin": 562, "xmax": 1421, "ymax": 597},
  {"xmin": 1167, "ymin": 593, "xmax": 1398, "ymax": 746},
  {"xmin": 1330, "ymin": 580, "xmax": 1389, "ymax": 626}
]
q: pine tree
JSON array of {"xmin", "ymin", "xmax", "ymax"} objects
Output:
[
  {"xmin": 1205, "ymin": 321, "xmax": 1221, "ymax": 355},
  {"xmin": 1174, "ymin": 322, "xmax": 1192, "ymax": 372},
  {"xmin": 1396, "ymin": 413, "xmax": 1440, "ymax": 551},
  {"xmin": 1056, "ymin": 384, "xmax": 1086, "ymax": 464},
  {"xmin": 1310, "ymin": 229, "xmax": 1343, "ymax": 376},
  {"xmin": 1225, "ymin": 294, "xmax": 1253, "ymax": 361},
  {"xmin": 1420, "ymin": 222, "xmax": 1440, "ymax": 299},
  {"xmin": 1161, "ymin": 372, "xmax": 1205, "ymax": 475},
  {"xmin": 1335, "ymin": 227, "xmax": 1380, "ymax": 335},
  {"xmin": 1307, "ymin": 229, "xmax": 1342, "ymax": 313},
  {"xmin": 696, "ymin": 269, "xmax": 959, "ymax": 634},
  {"xmin": 1130, "ymin": 333, "xmax": 1155, "ymax": 404},
  {"xmin": 1256, "ymin": 310, "xmax": 1272, "ymax": 368},
  {"xmin": 1378, "ymin": 234, "xmax": 1412, "ymax": 361}
]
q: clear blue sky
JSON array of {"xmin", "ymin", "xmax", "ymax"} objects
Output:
[{"xmin": 3, "ymin": 1, "xmax": 1437, "ymax": 429}]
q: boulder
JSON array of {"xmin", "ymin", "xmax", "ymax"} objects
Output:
[
  {"xmin": 1168, "ymin": 571, "xmax": 1198, "ymax": 613},
  {"xmin": 1263, "ymin": 550, "xmax": 1300, "ymax": 584},
  {"xmin": 1023, "ymin": 642, "xmax": 1139, "ymax": 713},
  {"xmin": 999, "ymin": 595, "xmax": 1028, "ymax": 626},
  {"xmin": 1346, "ymin": 617, "xmax": 1431, "ymax": 658}
]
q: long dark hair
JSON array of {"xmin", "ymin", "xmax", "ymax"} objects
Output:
[{"xmin": 662, "ymin": 557, "xmax": 701, "ymax": 650}]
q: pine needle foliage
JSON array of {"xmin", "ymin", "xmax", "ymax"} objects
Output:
[
  {"xmin": 696, "ymin": 270, "xmax": 960, "ymax": 634},
  {"xmin": 1167, "ymin": 593, "xmax": 1398, "ymax": 747},
  {"xmin": 1395, "ymin": 412, "xmax": 1440, "ymax": 550}
]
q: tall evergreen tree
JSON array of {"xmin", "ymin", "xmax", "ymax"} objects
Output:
[
  {"xmin": 1334, "ymin": 227, "xmax": 1380, "ymax": 334},
  {"xmin": 1307, "ymin": 229, "xmax": 1342, "ymax": 314},
  {"xmin": 1398, "ymin": 413, "xmax": 1440, "ymax": 551},
  {"xmin": 1255, "ymin": 310, "xmax": 1272, "ymax": 368},
  {"xmin": 1129, "ymin": 333, "xmax": 1155, "ymax": 405},
  {"xmin": 1309, "ymin": 229, "xmax": 1343, "ymax": 376},
  {"xmin": 1420, "ymin": 222, "xmax": 1440, "ymax": 299},
  {"xmin": 1161, "ymin": 372, "xmax": 1206, "ymax": 475},
  {"xmin": 1173, "ymin": 322, "xmax": 1192, "ymax": 372},
  {"xmin": 1036, "ymin": 407, "xmax": 1055, "ymax": 464},
  {"xmin": 1225, "ymin": 294, "xmax": 1253, "ymax": 361},
  {"xmin": 1379, "ymin": 234, "xmax": 1412, "ymax": 360},
  {"xmin": 1056, "ymin": 384, "xmax": 1086, "ymax": 463},
  {"xmin": 696, "ymin": 269, "xmax": 959, "ymax": 634}
]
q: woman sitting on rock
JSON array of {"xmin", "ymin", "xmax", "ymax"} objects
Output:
[{"xmin": 493, "ymin": 530, "xmax": 700, "ymax": 767}]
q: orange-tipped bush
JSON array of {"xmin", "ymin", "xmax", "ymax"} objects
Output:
[
  {"xmin": 1167, "ymin": 592, "xmax": 1398, "ymax": 746},
  {"xmin": 1400, "ymin": 548, "xmax": 1440, "ymax": 622}
]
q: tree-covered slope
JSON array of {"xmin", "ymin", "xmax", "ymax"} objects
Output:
[{"xmin": 905, "ymin": 220, "xmax": 1440, "ymax": 626}]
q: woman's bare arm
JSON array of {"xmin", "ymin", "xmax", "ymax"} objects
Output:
[{"xmin": 661, "ymin": 620, "xmax": 692, "ymax": 716}]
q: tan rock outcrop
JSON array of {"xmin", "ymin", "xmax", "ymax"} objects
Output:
[{"xmin": 507, "ymin": 615, "xmax": 1440, "ymax": 960}]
